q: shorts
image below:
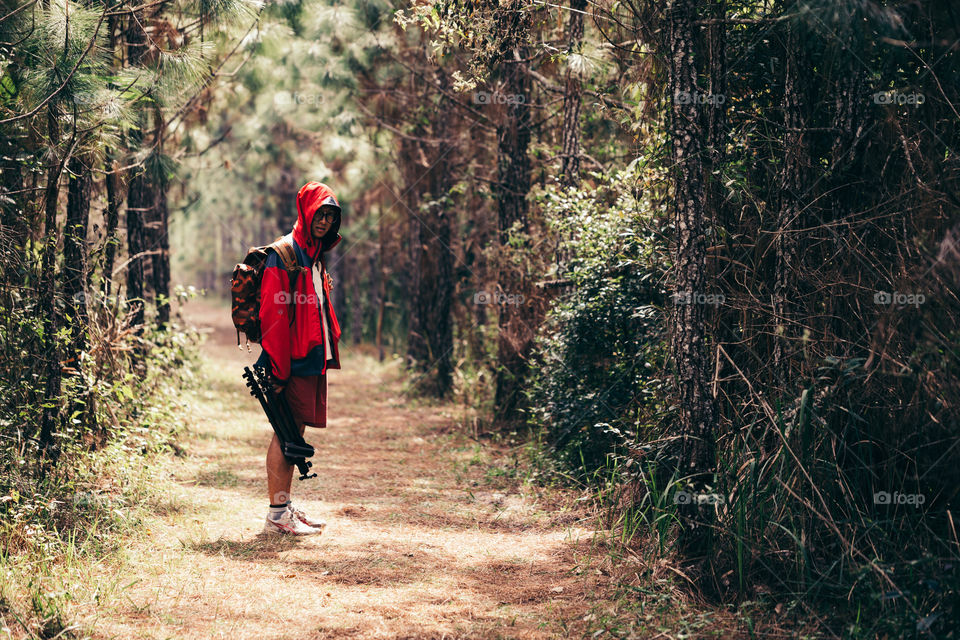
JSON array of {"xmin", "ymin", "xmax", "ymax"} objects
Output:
[{"xmin": 285, "ymin": 374, "xmax": 327, "ymax": 429}]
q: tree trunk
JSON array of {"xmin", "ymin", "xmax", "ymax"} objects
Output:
[
  {"xmin": 667, "ymin": 0, "xmax": 717, "ymax": 560},
  {"xmin": 773, "ymin": 20, "xmax": 808, "ymax": 376},
  {"xmin": 559, "ymin": 0, "xmax": 586, "ymax": 188},
  {"xmin": 64, "ymin": 152, "xmax": 92, "ymax": 360},
  {"xmin": 356, "ymin": 245, "xmax": 369, "ymax": 345},
  {"xmin": 102, "ymin": 150, "xmax": 122, "ymax": 296},
  {"xmin": 151, "ymin": 159, "xmax": 171, "ymax": 329},
  {"xmin": 493, "ymin": 44, "xmax": 533, "ymax": 426},
  {"xmin": 124, "ymin": 6, "xmax": 155, "ymax": 339},
  {"xmin": 405, "ymin": 87, "xmax": 456, "ymax": 398},
  {"xmin": 705, "ymin": 0, "xmax": 726, "ymax": 225},
  {"xmin": 377, "ymin": 204, "xmax": 386, "ymax": 362},
  {"xmin": 39, "ymin": 107, "xmax": 65, "ymax": 465},
  {"xmin": 347, "ymin": 248, "xmax": 362, "ymax": 345},
  {"xmin": 126, "ymin": 168, "xmax": 150, "ymax": 333}
]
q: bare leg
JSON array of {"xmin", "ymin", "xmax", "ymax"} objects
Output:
[{"xmin": 266, "ymin": 422, "xmax": 308, "ymax": 504}]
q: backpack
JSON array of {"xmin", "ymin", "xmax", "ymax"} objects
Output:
[{"xmin": 231, "ymin": 237, "xmax": 303, "ymax": 349}]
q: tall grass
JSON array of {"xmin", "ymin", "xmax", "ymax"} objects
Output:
[{"xmin": 0, "ymin": 312, "xmax": 200, "ymax": 638}]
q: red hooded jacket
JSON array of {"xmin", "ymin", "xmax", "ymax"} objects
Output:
[{"xmin": 256, "ymin": 182, "xmax": 343, "ymax": 382}]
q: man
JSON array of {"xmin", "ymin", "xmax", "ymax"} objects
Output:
[{"xmin": 256, "ymin": 181, "xmax": 343, "ymax": 535}]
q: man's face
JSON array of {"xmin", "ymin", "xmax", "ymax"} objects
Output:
[{"xmin": 311, "ymin": 205, "xmax": 338, "ymax": 240}]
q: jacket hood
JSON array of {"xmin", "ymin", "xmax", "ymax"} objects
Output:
[{"xmin": 292, "ymin": 181, "xmax": 342, "ymax": 261}]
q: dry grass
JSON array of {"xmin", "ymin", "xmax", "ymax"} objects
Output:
[{"xmin": 71, "ymin": 300, "xmax": 608, "ymax": 639}]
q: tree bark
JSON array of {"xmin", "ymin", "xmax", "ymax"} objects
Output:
[
  {"xmin": 39, "ymin": 107, "xmax": 65, "ymax": 465},
  {"xmin": 124, "ymin": 5, "xmax": 156, "ymax": 339},
  {"xmin": 667, "ymin": 0, "xmax": 717, "ymax": 560},
  {"xmin": 64, "ymin": 152, "xmax": 92, "ymax": 364},
  {"xmin": 151, "ymin": 155, "xmax": 171, "ymax": 329},
  {"xmin": 126, "ymin": 168, "xmax": 150, "ymax": 333},
  {"xmin": 773, "ymin": 20, "xmax": 808, "ymax": 376},
  {"xmin": 404, "ymin": 83, "xmax": 456, "ymax": 398},
  {"xmin": 102, "ymin": 150, "xmax": 122, "ymax": 296},
  {"xmin": 358, "ymin": 244, "xmax": 371, "ymax": 345},
  {"xmin": 705, "ymin": 0, "xmax": 726, "ymax": 224},
  {"xmin": 560, "ymin": 0, "xmax": 586, "ymax": 188},
  {"xmin": 348, "ymin": 248, "xmax": 363, "ymax": 346},
  {"xmin": 493, "ymin": 41, "xmax": 534, "ymax": 425},
  {"xmin": 377, "ymin": 204, "xmax": 386, "ymax": 362}
]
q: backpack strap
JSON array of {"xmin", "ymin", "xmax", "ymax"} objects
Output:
[
  {"xmin": 267, "ymin": 236, "xmax": 303, "ymax": 324},
  {"xmin": 271, "ymin": 237, "xmax": 299, "ymax": 276}
]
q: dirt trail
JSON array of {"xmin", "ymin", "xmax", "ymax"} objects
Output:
[{"xmin": 79, "ymin": 300, "xmax": 608, "ymax": 639}]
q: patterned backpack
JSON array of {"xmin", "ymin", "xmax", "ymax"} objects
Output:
[{"xmin": 230, "ymin": 237, "xmax": 303, "ymax": 349}]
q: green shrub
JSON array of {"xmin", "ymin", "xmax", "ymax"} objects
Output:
[{"xmin": 526, "ymin": 160, "xmax": 673, "ymax": 479}]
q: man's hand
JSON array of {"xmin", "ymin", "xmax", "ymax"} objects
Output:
[{"xmin": 271, "ymin": 376, "xmax": 287, "ymax": 395}]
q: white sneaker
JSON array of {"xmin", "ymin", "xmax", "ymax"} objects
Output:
[
  {"xmin": 288, "ymin": 503, "xmax": 327, "ymax": 532},
  {"xmin": 263, "ymin": 507, "xmax": 322, "ymax": 535}
]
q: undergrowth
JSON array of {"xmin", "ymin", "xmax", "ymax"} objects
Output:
[{"xmin": 0, "ymin": 317, "xmax": 200, "ymax": 639}]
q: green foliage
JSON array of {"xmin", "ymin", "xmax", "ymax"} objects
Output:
[
  {"xmin": 396, "ymin": 0, "xmax": 543, "ymax": 87},
  {"xmin": 0, "ymin": 289, "xmax": 200, "ymax": 636},
  {"xmin": 200, "ymin": 0, "xmax": 262, "ymax": 25},
  {"xmin": 526, "ymin": 160, "xmax": 673, "ymax": 478},
  {"xmin": 523, "ymin": 1, "xmax": 960, "ymax": 635},
  {"xmin": 0, "ymin": 0, "xmax": 286, "ymax": 635},
  {"xmin": 0, "ymin": 302, "xmax": 200, "ymax": 513}
]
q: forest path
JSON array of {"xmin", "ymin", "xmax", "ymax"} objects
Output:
[{"xmin": 83, "ymin": 300, "xmax": 609, "ymax": 639}]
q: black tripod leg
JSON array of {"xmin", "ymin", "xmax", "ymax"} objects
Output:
[
  {"xmin": 275, "ymin": 389, "xmax": 316, "ymax": 479},
  {"xmin": 244, "ymin": 366, "xmax": 288, "ymax": 451},
  {"xmin": 253, "ymin": 367, "xmax": 315, "ymax": 479}
]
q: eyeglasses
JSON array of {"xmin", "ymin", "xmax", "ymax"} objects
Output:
[{"xmin": 315, "ymin": 209, "xmax": 340, "ymax": 223}]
